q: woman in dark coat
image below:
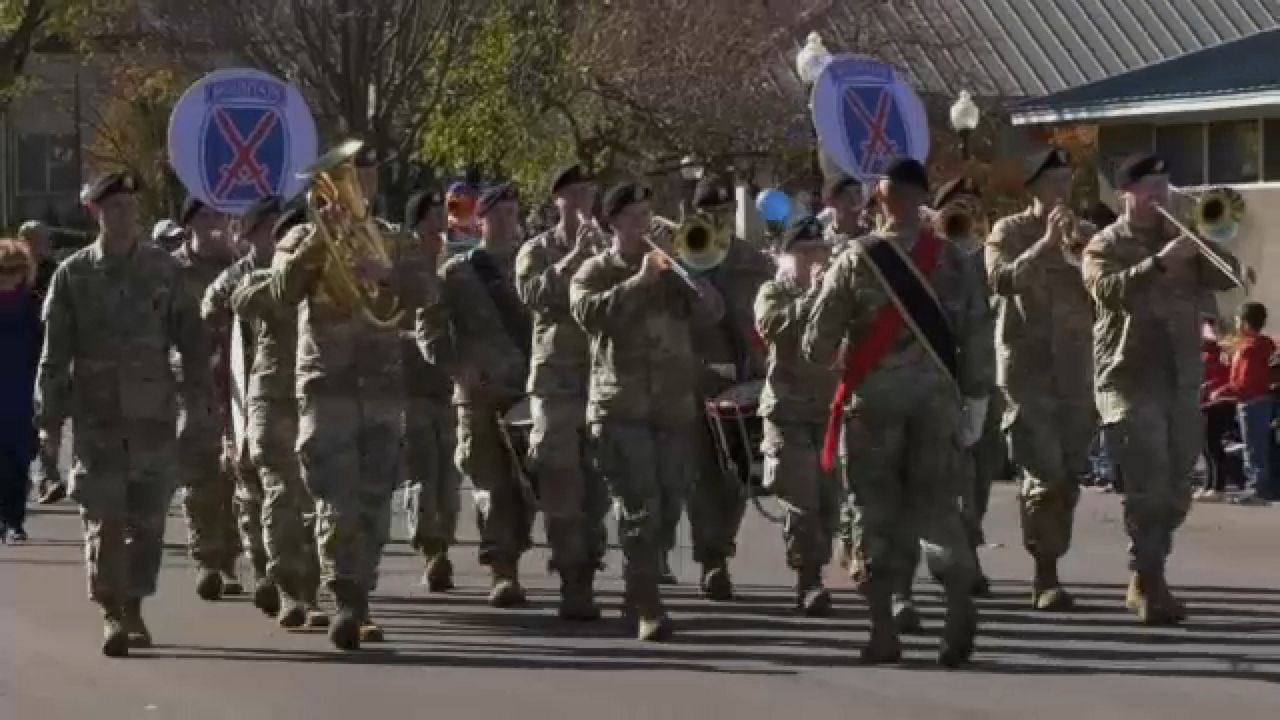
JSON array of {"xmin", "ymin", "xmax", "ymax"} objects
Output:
[{"xmin": 0, "ymin": 238, "xmax": 42, "ymax": 542}]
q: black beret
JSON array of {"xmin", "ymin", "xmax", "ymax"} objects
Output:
[
  {"xmin": 933, "ymin": 177, "xmax": 981, "ymax": 210},
  {"xmin": 404, "ymin": 189, "xmax": 446, "ymax": 229},
  {"xmin": 883, "ymin": 157, "xmax": 929, "ymax": 193},
  {"xmin": 549, "ymin": 163, "xmax": 594, "ymax": 196},
  {"xmin": 476, "ymin": 183, "xmax": 517, "ymax": 217},
  {"xmin": 354, "ymin": 143, "xmax": 381, "ymax": 168},
  {"xmin": 180, "ymin": 195, "xmax": 207, "ymax": 226},
  {"xmin": 779, "ymin": 216, "xmax": 825, "ymax": 252},
  {"xmin": 693, "ymin": 175, "xmax": 734, "ymax": 210},
  {"xmin": 272, "ymin": 201, "xmax": 308, "ymax": 240},
  {"xmin": 83, "ymin": 172, "xmax": 140, "ymax": 205},
  {"xmin": 240, "ymin": 195, "xmax": 282, "ymax": 235},
  {"xmin": 1024, "ymin": 147, "xmax": 1071, "ymax": 187},
  {"xmin": 1115, "ymin": 154, "xmax": 1168, "ymax": 189},
  {"xmin": 821, "ymin": 173, "xmax": 861, "ymax": 203},
  {"xmin": 603, "ymin": 182, "xmax": 651, "ymax": 218}
]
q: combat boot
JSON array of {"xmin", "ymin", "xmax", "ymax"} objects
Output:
[
  {"xmin": 558, "ymin": 567, "xmax": 602, "ymax": 622},
  {"xmin": 423, "ymin": 552, "xmax": 455, "ymax": 593},
  {"xmin": 938, "ymin": 584, "xmax": 977, "ymax": 668},
  {"xmin": 221, "ymin": 568, "xmax": 245, "ymax": 596},
  {"xmin": 795, "ymin": 566, "xmax": 832, "ymax": 618},
  {"xmin": 488, "ymin": 558, "xmax": 528, "ymax": 608},
  {"xmin": 1031, "ymin": 556, "xmax": 1073, "ymax": 611},
  {"xmin": 327, "ymin": 581, "xmax": 362, "ymax": 651},
  {"xmin": 699, "ymin": 560, "xmax": 734, "ymax": 602},
  {"xmin": 971, "ymin": 555, "xmax": 992, "ymax": 598},
  {"xmin": 298, "ymin": 582, "xmax": 330, "ymax": 628},
  {"xmin": 274, "ymin": 577, "xmax": 308, "ymax": 629},
  {"xmin": 101, "ymin": 604, "xmax": 130, "ymax": 658},
  {"xmin": 359, "ymin": 611, "xmax": 385, "ymax": 643},
  {"xmin": 195, "ymin": 567, "xmax": 223, "ymax": 601},
  {"xmin": 630, "ymin": 581, "xmax": 673, "ymax": 642},
  {"xmin": 252, "ymin": 578, "xmax": 281, "ymax": 618},
  {"xmin": 1125, "ymin": 570, "xmax": 1179, "ymax": 626},
  {"xmin": 891, "ymin": 594, "xmax": 922, "ymax": 634},
  {"xmin": 860, "ymin": 581, "xmax": 902, "ymax": 664},
  {"xmin": 122, "ymin": 598, "xmax": 153, "ymax": 649},
  {"xmin": 658, "ymin": 554, "xmax": 678, "ymax": 585}
]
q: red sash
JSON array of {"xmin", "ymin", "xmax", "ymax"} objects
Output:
[{"xmin": 819, "ymin": 229, "xmax": 944, "ymax": 472}]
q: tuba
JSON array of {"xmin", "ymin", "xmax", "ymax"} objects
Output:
[{"xmin": 297, "ymin": 139, "xmax": 404, "ymax": 328}]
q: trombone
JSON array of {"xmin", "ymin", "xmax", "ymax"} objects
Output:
[
  {"xmin": 589, "ymin": 216, "xmax": 703, "ymax": 295},
  {"xmin": 1153, "ymin": 192, "xmax": 1247, "ymax": 289}
]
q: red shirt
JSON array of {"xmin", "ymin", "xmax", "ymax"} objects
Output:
[
  {"xmin": 1200, "ymin": 340, "xmax": 1229, "ymax": 404},
  {"xmin": 1224, "ymin": 332, "xmax": 1277, "ymax": 402}
]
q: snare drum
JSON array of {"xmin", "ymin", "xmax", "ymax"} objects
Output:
[{"xmin": 704, "ymin": 380, "xmax": 765, "ymax": 489}]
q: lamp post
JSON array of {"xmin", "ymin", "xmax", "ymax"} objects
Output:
[
  {"xmin": 680, "ymin": 155, "xmax": 705, "ymax": 182},
  {"xmin": 949, "ymin": 90, "xmax": 981, "ymax": 160},
  {"xmin": 797, "ymin": 32, "xmax": 832, "ymax": 194}
]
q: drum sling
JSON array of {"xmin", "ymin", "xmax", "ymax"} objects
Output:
[
  {"xmin": 467, "ymin": 247, "xmax": 532, "ymax": 365},
  {"xmin": 819, "ymin": 228, "xmax": 957, "ymax": 472}
]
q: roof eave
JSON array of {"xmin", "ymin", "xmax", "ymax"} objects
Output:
[{"xmin": 1011, "ymin": 88, "xmax": 1280, "ymax": 126}]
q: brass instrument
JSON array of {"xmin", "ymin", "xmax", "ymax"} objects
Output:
[
  {"xmin": 1051, "ymin": 202, "xmax": 1089, "ymax": 267},
  {"xmin": 1152, "ymin": 196, "xmax": 1247, "ymax": 289},
  {"xmin": 1172, "ymin": 186, "xmax": 1246, "ymax": 243},
  {"xmin": 648, "ymin": 215, "xmax": 719, "ymax": 295},
  {"xmin": 296, "ymin": 139, "xmax": 404, "ymax": 328}
]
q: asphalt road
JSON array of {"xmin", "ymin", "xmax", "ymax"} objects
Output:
[{"xmin": 2, "ymin": 483, "xmax": 1278, "ymax": 719}]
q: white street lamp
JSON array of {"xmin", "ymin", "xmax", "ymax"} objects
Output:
[
  {"xmin": 795, "ymin": 32, "xmax": 832, "ymax": 85},
  {"xmin": 949, "ymin": 90, "xmax": 981, "ymax": 158}
]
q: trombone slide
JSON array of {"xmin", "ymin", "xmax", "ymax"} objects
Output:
[
  {"xmin": 1153, "ymin": 204, "xmax": 1246, "ymax": 289},
  {"xmin": 645, "ymin": 237, "xmax": 704, "ymax": 296}
]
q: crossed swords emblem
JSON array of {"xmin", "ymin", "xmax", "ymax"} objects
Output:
[
  {"xmin": 844, "ymin": 88, "xmax": 901, "ymax": 175},
  {"xmin": 211, "ymin": 108, "xmax": 278, "ymax": 199}
]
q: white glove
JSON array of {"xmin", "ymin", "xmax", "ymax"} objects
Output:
[{"xmin": 959, "ymin": 395, "xmax": 990, "ymax": 449}]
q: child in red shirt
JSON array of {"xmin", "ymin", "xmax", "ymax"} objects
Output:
[{"xmin": 1213, "ymin": 303, "xmax": 1278, "ymax": 501}]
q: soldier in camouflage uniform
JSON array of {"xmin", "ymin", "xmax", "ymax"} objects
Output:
[
  {"xmin": 401, "ymin": 189, "xmax": 460, "ymax": 592},
  {"xmin": 685, "ymin": 175, "xmax": 773, "ymax": 600},
  {"xmin": 36, "ymin": 173, "xmax": 212, "ymax": 657},
  {"xmin": 172, "ymin": 196, "xmax": 242, "ymax": 600},
  {"xmin": 418, "ymin": 183, "xmax": 533, "ymax": 608},
  {"xmin": 754, "ymin": 217, "xmax": 838, "ymax": 616},
  {"xmin": 270, "ymin": 148, "xmax": 435, "ymax": 650},
  {"xmin": 986, "ymin": 150, "xmax": 1097, "ymax": 611},
  {"xmin": 229, "ymin": 203, "xmax": 327, "ymax": 629},
  {"xmin": 804, "ymin": 158, "xmax": 993, "ymax": 667},
  {"xmin": 570, "ymin": 182, "xmax": 724, "ymax": 641},
  {"xmin": 1082, "ymin": 155, "xmax": 1240, "ymax": 626},
  {"xmin": 515, "ymin": 164, "xmax": 610, "ymax": 620}
]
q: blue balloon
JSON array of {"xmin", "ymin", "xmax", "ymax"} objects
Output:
[{"xmin": 755, "ymin": 189, "xmax": 791, "ymax": 223}]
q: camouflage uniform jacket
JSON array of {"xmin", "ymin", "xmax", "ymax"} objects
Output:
[
  {"xmin": 569, "ymin": 247, "xmax": 725, "ymax": 428},
  {"xmin": 1081, "ymin": 218, "xmax": 1240, "ymax": 423},
  {"xmin": 803, "ymin": 220, "xmax": 995, "ymax": 402},
  {"xmin": 172, "ymin": 243, "xmax": 233, "ymax": 419},
  {"xmin": 693, "ymin": 238, "xmax": 774, "ymax": 381},
  {"xmin": 35, "ymin": 238, "xmax": 212, "ymax": 436},
  {"xmin": 227, "ymin": 266, "xmax": 298, "ymax": 402},
  {"xmin": 755, "ymin": 278, "xmax": 837, "ymax": 424},
  {"xmin": 270, "ymin": 222, "xmax": 435, "ymax": 399},
  {"xmin": 417, "ymin": 247, "xmax": 528, "ymax": 405},
  {"xmin": 515, "ymin": 225, "xmax": 591, "ymax": 397},
  {"xmin": 985, "ymin": 209, "xmax": 1094, "ymax": 405},
  {"xmin": 400, "ymin": 234, "xmax": 452, "ymax": 402}
]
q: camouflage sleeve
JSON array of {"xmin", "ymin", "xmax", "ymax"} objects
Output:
[
  {"xmin": 33, "ymin": 265, "xmax": 73, "ymax": 434},
  {"xmin": 270, "ymin": 224, "xmax": 326, "ymax": 306},
  {"xmin": 569, "ymin": 256, "xmax": 651, "ymax": 332},
  {"xmin": 515, "ymin": 240, "xmax": 570, "ymax": 314},
  {"xmin": 686, "ymin": 274, "xmax": 726, "ymax": 328},
  {"xmin": 201, "ymin": 264, "xmax": 239, "ymax": 336},
  {"xmin": 169, "ymin": 266, "xmax": 215, "ymax": 418},
  {"xmin": 229, "ymin": 269, "xmax": 275, "ymax": 320},
  {"xmin": 985, "ymin": 218, "xmax": 1041, "ymax": 297},
  {"xmin": 387, "ymin": 231, "xmax": 437, "ymax": 311},
  {"xmin": 802, "ymin": 251, "xmax": 861, "ymax": 366},
  {"xmin": 415, "ymin": 267, "xmax": 460, "ymax": 376},
  {"xmin": 754, "ymin": 280, "xmax": 815, "ymax": 343},
  {"xmin": 1195, "ymin": 238, "xmax": 1243, "ymax": 292},
  {"xmin": 1082, "ymin": 230, "xmax": 1162, "ymax": 311},
  {"xmin": 953, "ymin": 247, "xmax": 996, "ymax": 398}
]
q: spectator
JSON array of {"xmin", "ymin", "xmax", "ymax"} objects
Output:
[
  {"xmin": 0, "ymin": 238, "xmax": 42, "ymax": 542},
  {"xmin": 1212, "ymin": 302, "xmax": 1277, "ymax": 503},
  {"xmin": 1197, "ymin": 325, "xmax": 1240, "ymax": 501}
]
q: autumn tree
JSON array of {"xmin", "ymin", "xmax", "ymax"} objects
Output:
[{"xmin": 1, "ymin": 0, "xmax": 122, "ymax": 109}]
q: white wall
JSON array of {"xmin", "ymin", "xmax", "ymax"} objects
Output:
[{"xmin": 1222, "ymin": 185, "xmax": 1280, "ymax": 318}]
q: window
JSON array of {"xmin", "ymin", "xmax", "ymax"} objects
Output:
[
  {"xmin": 1265, "ymin": 119, "xmax": 1280, "ymax": 182},
  {"xmin": 1099, "ymin": 124, "xmax": 1153, "ymax": 185},
  {"xmin": 1155, "ymin": 123, "xmax": 1205, "ymax": 186},
  {"xmin": 1208, "ymin": 120, "xmax": 1260, "ymax": 184}
]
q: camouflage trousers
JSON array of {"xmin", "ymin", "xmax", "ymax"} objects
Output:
[
  {"xmin": 590, "ymin": 419, "xmax": 693, "ymax": 586},
  {"xmin": 844, "ymin": 379, "xmax": 977, "ymax": 594},
  {"xmin": 69, "ymin": 419, "xmax": 178, "ymax": 604},
  {"xmin": 529, "ymin": 394, "xmax": 609, "ymax": 575},
  {"xmin": 761, "ymin": 419, "xmax": 840, "ymax": 572},
  {"xmin": 1006, "ymin": 394, "xmax": 1095, "ymax": 561},
  {"xmin": 1104, "ymin": 393, "xmax": 1199, "ymax": 575},
  {"xmin": 405, "ymin": 397, "xmax": 460, "ymax": 557},
  {"xmin": 456, "ymin": 401, "xmax": 535, "ymax": 567},
  {"xmin": 296, "ymin": 393, "xmax": 402, "ymax": 595},
  {"xmin": 177, "ymin": 405, "xmax": 239, "ymax": 574},
  {"xmin": 688, "ymin": 373, "xmax": 747, "ymax": 566},
  {"xmin": 248, "ymin": 397, "xmax": 319, "ymax": 597}
]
